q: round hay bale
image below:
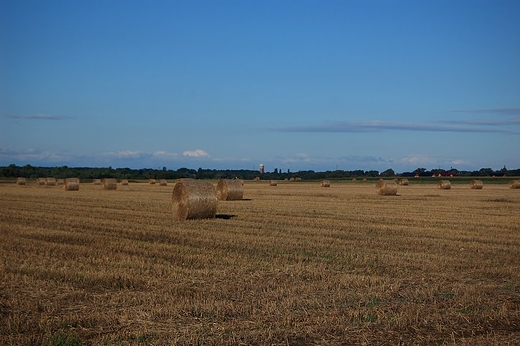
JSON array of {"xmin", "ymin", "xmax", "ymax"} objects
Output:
[
  {"xmin": 103, "ymin": 178, "xmax": 117, "ymax": 190},
  {"xmin": 158, "ymin": 179, "xmax": 168, "ymax": 186},
  {"xmin": 149, "ymin": 179, "xmax": 156, "ymax": 185},
  {"xmin": 45, "ymin": 177, "xmax": 56, "ymax": 186},
  {"xmin": 172, "ymin": 180, "xmax": 217, "ymax": 221},
  {"xmin": 269, "ymin": 180, "xmax": 278, "ymax": 186},
  {"xmin": 56, "ymin": 179, "xmax": 64, "ymax": 186},
  {"xmin": 321, "ymin": 180, "xmax": 331, "ymax": 187},
  {"xmin": 36, "ymin": 178, "xmax": 45, "ymax": 186},
  {"xmin": 93, "ymin": 179, "xmax": 102, "ymax": 185},
  {"xmin": 120, "ymin": 179, "xmax": 129, "ymax": 185},
  {"xmin": 509, "ymin": 180, "xmax": 520, "ymax": 189},
  {"xmin": 399, "ymin": 178, "xmax": 409, "ymax": 186},
  {"xmin": 470, "ymin": 180, "xmax": 483, "ymax": 189},
  {"xmin": 438, "ymin": 180, "xmax": 451, "ymax": 190},
  {"xmin": 253, "ymin": 177, "xmax": 260, "ymax": 181},
  {"xmin": 216, "ymin": 179, "xmax": 244, "ymax": 201},
  {"xmin": 64, "ymin": 178, "xmax": 80, "ymax": 191},
  {"xmin": 16, "ymin": 177, "xmax": 27, "ymax": 185},
  {"xmin": 375, "ymin": 180, "xmax": 398, "ymax": 196}
]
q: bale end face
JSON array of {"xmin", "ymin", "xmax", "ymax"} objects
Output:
[
  {"xmin": 509, "ymin": 180, "xmax": 520, "ymax": 189},
  {"xmin": 470, "ymin": 180, "xmax": 483, "ymax": 189},
  {"xmin": 216, "ymin": 179, "xmax": 244, "ymax": 200},
  {"xmin": 16, "ymin": 177, "xmax": 27, "ymax": 185},
  {"xmin": 103, "ymin": 178, "xmax": 117, "ymax": 190},
  {"xmin": 438, "ymin": 180, "xmax": 451, "ymax": 190},
  {"xmin": 172, "ymin": 181, "xmax": 217, "ymax": 221},
  {"xmin": 321, "ymin": 180, "xmax": 331, "ymax": 187},
  {"xmin": 375, "ymin": 180, "xmax": 398, "ymax": 196},
  {"xmin": 64, "ymin": 178, "xmax": 80, "ymax": 191}
]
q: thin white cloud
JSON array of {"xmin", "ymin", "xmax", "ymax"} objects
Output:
[
  {"xmin": 103, "ymin": 150, "xmax": 147, "ymax": 159},
  {"xmin": 400, "ymin": 154, "xmax": 438, "ymax": 166},
  {"xmin": 0, "ymin": 147, "xmax": 71, "ymax": 162},
  {"xmin": 449, "ymin": 107, "xmax": 520, "ymax": 115},
  {"xmin": 442, "ymin": 118, "xmax": 520, "ymax": 126},
  {"xmin": 183, "ymin": 149, "xmax": 210, "ymax": 158},
  {"xmin": 153, "ymin": 151, "xmax": 179, "ymax": 159},
  {"xmin": 5, "ymin": 114, "xmax": 76, "ymax": 120},
  {"xmin": 272, "ymin": 120, "xmax": 519, "ymax": 134}
]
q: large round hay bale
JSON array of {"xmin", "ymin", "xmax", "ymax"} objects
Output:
[
  {"xmin": 172, "ymin": 180, "xmax": 217, "ymax": 221},
  {"xmin": 149, "ymin": 179, "xmax": 156, "ymax": 185},
  {"xmin": 269, "ymin": 180, "xmax": 278, "ymax": 186},
  {"xmin": 36, "ymin": 178, "xmax": 45, "ymax": 186},
  {"xmin": 158, "ymin": 179, "xmax": 168, "ymax": 186},
  {"xmin": 16, "ymin": 177, "xmax": 27, "ymax": 185},
  {"xmin": 45, "ymin": 177, "xmax": 56, "ymax": 186},
  {"xmin": 64, "ymin": 178, "xmax": 80, "ymax": 191},
  {"xmin": 321, "ymin": 180, "xmax": 331, "ymax": 187},
  {"xmin": 470, "ymin": 180, "xmax": 483, "ymax": 189},
  {"xmin": 509, "ymin": 180, "xmax": 520, "ymax": 189},
  {"xmin": 93, "ymin": 179, "xmax": 102, "ymax": 185},
  {"xmin": 438, "ymin": 180, "xmax": 451, "ymax": 190},
  {"xmin": 375, "ymin": 180, "xmax": 398, "ymax": 196},
  {"xmin": 216, "ymin": 179, "xmax": 244, "ymax": 201},
  {"xmin": 103, "ymin": 178, "xmax": 117, "ymax": 190},
  {"xmin": 120, "ymin": 179, "xmax": 129, "ymax": 185},
  {"xmin": 399, "ymin": 178, "xmax": 409, "ymax": 186}
]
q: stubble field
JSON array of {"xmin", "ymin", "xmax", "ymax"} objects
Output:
[{"xmin": 1, "ymin": 179, "xmax": 519, "ymax": 345}]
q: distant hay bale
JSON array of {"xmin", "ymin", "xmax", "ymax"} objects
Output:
[
  {"xmin": 120, "ymin": 179, "xmax": 129, "ymax": 185},
  {"xmin": 321, "ymin": 180, "xmax": 331, "ymax": 187},
  {"xmin": 93, "ymin": 179, "xmax": 102, "ymax": 185},
  {"xmin": 64, "ymin": 178, "xmax": 80, "ymax": 191},
  {"xmin": 269, "ymin": 180, "xmax": 278, "ymax": 186},
  {"xmin": 253, "ymin": 177, "xmax": 260, "ymax": 181},
  {"xmin": 36, "ymin": 178, "xmax": 45, "ymax": 186},
  {"xmin": 363, "ymin": 178, "xmax": 367, "ymax": 182},
  {"xmin": 16, "ymin": 177, "xmax": 27, "ymax": 185},
  {"xmin": 149, "ymin": 179, "xmax": 156, "ymax": 185},
  {"xmin": 509, "ymin": 180, "xmax": 520, "ymax": 189},
  {"xmin": 56, "ymin": 179, "xmax": 64, "ymax": 186},
  {"xmin": 352, "ymin": 178, "xmax": 357, "ymax": 182},
  {"xmin": 400, "ymin": 178, "xmax": 409, "ymax": 186},
  {"xmin": 45, "ymin": 177, "xmax": 56, "ymax": 186},
  {"xmin": 438, "ymin": 180, "xmax": 451, "ymax": 190},
  {"xmin": 172, "ymin": 180, "xmax": 217, "ymax": 221},
  {"xmin": 158, "ymin": 179, "xmax": 168, "ymax": 186},
  {"xmin": 216, "ymin": 179, "xmax": 244, "ymax": 201},
  {"xmin": 103, "ymin": 178, "xmax": 117, "ymax": 190},
  {"xmin": 470, "ymin": 180, "xmax": 483, "ymax": 189},
  {"xmin": 375, "ymin": 180, "xmax": 398, "ymax": 196}
]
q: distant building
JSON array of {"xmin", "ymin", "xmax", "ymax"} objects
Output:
[{"xmin": 259, "ymin": 164, "xmax": 264, "ymax": 174}]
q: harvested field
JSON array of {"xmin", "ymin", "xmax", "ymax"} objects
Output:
[{"xmin": 1, "ymin": 181, "xmax": 519, "ymax": 345}]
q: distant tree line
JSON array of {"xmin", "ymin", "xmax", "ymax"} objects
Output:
[{"xmin": 1, "ymin": 164, "xmax": 519, "ymax": 181}]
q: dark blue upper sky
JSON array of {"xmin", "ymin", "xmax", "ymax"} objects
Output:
[{"xmin": 1, "ymin": 0, "xmax": 519, "ymax": 172}]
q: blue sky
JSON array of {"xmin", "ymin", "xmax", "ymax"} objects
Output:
[{"xmin": 1, "ymin": 0, "xmax": 519, "ymax": 173}]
